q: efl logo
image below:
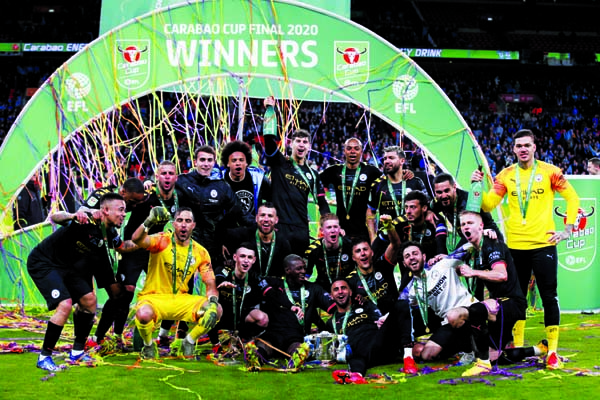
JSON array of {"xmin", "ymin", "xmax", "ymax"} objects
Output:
[
  {"xmin": 392, "ymin": 74, "xmax": 419, "ymax": 115},
  {"xmin": 555, "ymin": 201, "xmax": 596, "ymax": 272},
  {"xmin": 64, "ymin": 72, "xmax": 91, "ymax": 112},
  {"xmin": 115, "ymin": 40, "xmax": 150, "ymax": 90},
  {"xmin": 334, "ymin": 41, "xmax": 369, "ymax": 92}
]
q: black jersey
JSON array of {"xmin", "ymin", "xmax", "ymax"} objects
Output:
[
  {"xmin": 320, "ymin": 163, "xmax": 383, "ymax": 238},
  {"xmin": 305, "ymin": 236, "xmax": 355, "ymax": 291},
  {"xmin": 215, "ymin": 265, "xmax": 263, "ymax": 329},
  {"xmin": 264, "ymin": 136, "xmax": 330, "ymax": 229},
  {"xmin": 468, "ymin": 237, "xmax": 525, "ymax": 301},
  {"xmin": 123, "ymin": 189, "xmax": 177, "ymax": 240},
  {"xmin": 176, "ymin": 170, "xmax": 254, "ymax": 256},
  {"xmin": 346, "ymin": 258, "xmax": 398, "ymax": 315},
  {"xmin": 258, "ymin": 277, "xmax": 335, "ymax": 336},
  {"xmin": 29, "ymin": 220, "xmax": 122, "ymax": 288},
  {"xmin": 224, "ymin": 172, "xmax": 258, "ymax": 215},
  {"xmin": 367, "ymin": 175, "xmax": 427, "ymax": 219},
  {"xmin": 222, "ymin": 226, "xmax": 292, "ymax": 278},
  {"xmin": 326, "ymin": 301, "xmax": 381, "ymax": 351},
  {"xmin": 431, "ymin": 188, "xmax": 503, "ymax": 251}
]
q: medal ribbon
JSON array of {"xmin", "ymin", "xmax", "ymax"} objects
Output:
[
  {"xmin": 465, "ymin": 236, "xmax": 484, "ymax": 297},
  {"xmin": 333, "ymin": 307, "xmax": 352, "ymax": 336},
  {"xmin": 284, "ymin": 279, "xmax": 306, "ymax": 326},
  {"xmin": 232, "ymin": 273, "xmax": 249, "ymax": 330},
  {"xmin": 156, "ymin": 186, "xmax": 178, "ymax": 217},
  {"xmin": 256, "ymin": 230, "xmax": 276, "ymax": 276},
  {"xmin": 341, "ymin": 164, "xmax": 361, "ymax": 219},
  {"xmin": 357, "ymin": 268, "xmax": 378, "ymax": 306},
  {"xmin": 292, "ymin": 160, "xmax": 318, "ymax": 206},
  {"xmin": 515, "ymin": 160, "xmax": 538, "ymax": 222},
  {"xmin": 100, "ymin": 223, "xmax": 119, "ymax": 274},
  {"xmin": 413, "ymin": 275, "xmax": 429, "ymax": 330},
  {"xmin": 323, "ymin": 237, "xmax": 344, "ymax": 286},
  {"xmin": 171, "ymin": 233, "xmax": 194, "ymax": 294},
  {"xmin": 386, "ymin": 178, "xmax": 407, "ymax": 217}
]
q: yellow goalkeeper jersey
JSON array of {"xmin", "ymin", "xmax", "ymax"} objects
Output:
[
  {"xmin": 481, "ymin": 160, "xmax": 579, "ymax": 250},
  {"xmin": 139, "ymin": 232, "xmax": 213, "ymax": 296}
]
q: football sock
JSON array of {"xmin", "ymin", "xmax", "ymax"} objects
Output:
[
  {"xmin": 546, "ymin": 325, "xmax": 559, "ymax": 354},
  {"xmin": 512, "ymin": 320, "xmax": 526, "ymax": 347}
]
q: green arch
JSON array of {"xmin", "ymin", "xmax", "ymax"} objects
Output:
[{"xmin": 0, "ymin": 0, "xmax": 486, "ymax": 217}]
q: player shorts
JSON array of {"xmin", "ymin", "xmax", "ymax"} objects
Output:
[
  {"xmin": 116, "ymin": 249, "xmax": 150, "ymax": 286},
  {"xmin": 136, "ymin": 293, "xmax": 208, "ymax": 323},
  {"xmin": 429, "ymin": 323, "xmax": 472, "ymax": 358},
  {"xmin": 489, "ymin": 297, "xmax": 527, "ymax": 349},
  {"xmin": 27, "ymin": 252, "xmax": 94, "ymax": 311}
]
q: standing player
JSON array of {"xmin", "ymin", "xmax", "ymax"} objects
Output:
[
  {"xmin": 319, "ymin": 138, "xmax": 383, "ymax": 239},
  {"xmin": 366, "ymin": 146, "xmax": 426, "ymax": 243},
  {"xmin": 432, "ymin": 172, "xmax": 503, "ymax": 252},
  {"xmin": 471, "ymin": 129, "xmax": 580, "ymax": 369},
  {"xmin": 95, "ymin": 161, "xmax": 179, "ymax": 350},
  {"xmin": 219, "ymin": 140, "xmax": 271, "ymax": 215},
  {"xmin": 305, "ymin": 213, "xmax": 355, "ymax": 292},
  {"xmin": 27, "ymin": 193, "xmax": 136, "ymax": 371},
  {"xmin": 131, "ymin": 207, "xmax": 222, "ymax": 358},
  {"xmin": 223, "ymin": 202, "xmax": 292, "ymax": 278},
  {"xmin": 260, "ymin": 96, "xmax": 330, "ymax": 254},
  {"xmin": 177, "ymin": 145, "xmax": 255, "ymax": 260}
]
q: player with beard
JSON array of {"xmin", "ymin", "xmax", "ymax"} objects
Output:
[
  {"xmin": 402, "ymin": 241, "xmax": 476, "ymax": 362},
  {"xmin": 246, "ymin": 255, "xmax": 335, "ymax": 370},
  {"xmin": 209, "ymin": 243, "xmax": 268, "ymax": 347},
  {"xmin": 319, "ymin": 138, "xmax": 383, "ymax": 239},
  {"xmin": 432, "ymin": 172, "xmax": 503, "ymax": 253},
  {"xmin": 456, "ymin": 211, "xmax": 527, "ymax": 376},
  {"xmin": 132, "ymin": 207, "xmax": 222, "ymax": 359},
  {"xmin": 223, "ymin": 202, "xmax": 292, "ymax": 278},
  {"xmin": 471, "ymin": 129, "xmax": 579, "ymax": 370},
  {"xmin": 305, "ymin": 214, "xmax": 355, "ymax": 292},
  {"xmin": 219, "ymin": 140, "xmax": 271, "ymax": 216},
  {"xmin": 366, "ymin": 146, "xmax": 426, "ymax": 244},
  {"xmin": 329, "ymin": 278, "xmax": 418, "ymax": 382},
  {"xmin": 28, "ymin": 193, "xmax": 137, "ymax": 371},
  {"xmin": 371, "ymin": 190, "xmax": 448, "ymax": 292},
  {"xmin": 404, "ymin": 242, "xmax": 547, "ymax": 367},
  {"xmin": 260, "ymin": 97, "xmax": 330, "ymax": 254},
  {"xmin": 95, "ymin": 161, "xmax": 180, "ymax": 350}
]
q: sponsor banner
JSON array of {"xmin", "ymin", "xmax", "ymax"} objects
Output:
[
  {"xmin": 555, "ymin": 176, "xmax": 600, "ymax": 311},
  {"xmin": 399, "ymin": 48, "xmax": 519, "ymax": 60}
]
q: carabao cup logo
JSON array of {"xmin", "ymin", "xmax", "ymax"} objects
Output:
[
  {"xmin": 115, "ymin": 39, "xmax": 150, "ymax": 90},
  {"xmin": 554, "ymin": 200, "xmax": 596, "ymax": 272},
  {"xmin": 334, "ymin": 41, "xmax": 369, "ymax": 92}
]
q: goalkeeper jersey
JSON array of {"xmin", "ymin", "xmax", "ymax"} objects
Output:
[
  {"xmin": 139, "ymin": 232, "xmax": 213, "ymax": 296},
  {"xmin": 481, "ymin": 161, "xmax": 579, "ymax": 250}
]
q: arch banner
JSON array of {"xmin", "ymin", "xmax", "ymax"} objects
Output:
[{"xmin": 0, "ymin": 0, "xmax": 484, "ymax": 217}]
